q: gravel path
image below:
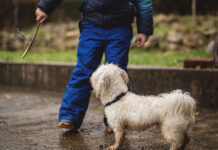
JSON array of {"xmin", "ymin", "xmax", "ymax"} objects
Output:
[{"xmin": 0, "ymin": 86, "xmax": 217, "ymax": 150}]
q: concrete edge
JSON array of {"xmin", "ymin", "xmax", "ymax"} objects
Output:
[{"xmin": 1, "ymin": 61, "xmax": 218, "ymax": 72}]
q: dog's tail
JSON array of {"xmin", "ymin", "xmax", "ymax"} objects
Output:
[
  {"xmin": 160, "ymin": 90, "xmax": 196, "ymax": 144},
  {"xmin": 160, "ymin": 90, "xmax": 196, "ymax": 121}
]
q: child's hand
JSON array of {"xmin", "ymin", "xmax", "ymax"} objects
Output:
[
  {"xmin": 35, "ymin": 8, "xmax": 48, "ymax": 24},
  {"xmin": 135, "ymin": 33, "xmax": 148, "ymax": 48}
]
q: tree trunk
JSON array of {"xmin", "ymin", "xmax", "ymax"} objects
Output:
[
  {"xmin": 14, "ymin": 0, "xmax": 19, "ymax": 27},
  {"xmin": 192, "ymin": 0, "xmax": 197, "ymax": 24}
]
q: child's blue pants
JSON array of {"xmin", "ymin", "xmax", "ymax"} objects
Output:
[{"xmin": 59, "ymin": 21, "xmax": 133, "ymax": 129}]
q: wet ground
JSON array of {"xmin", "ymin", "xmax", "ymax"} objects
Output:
[{"xmin": 0, "ymin": 86, "xmax": 217, "ymax": 150}]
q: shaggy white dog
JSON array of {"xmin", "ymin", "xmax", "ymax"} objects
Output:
[{"xmin": 90, "ymin": 64, "xmax": 196, "ymax": 150}]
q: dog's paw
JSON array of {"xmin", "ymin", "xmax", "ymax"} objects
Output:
[{"xmin": 107, "ymin": 145, "xmax": 118, "ymax": 150}]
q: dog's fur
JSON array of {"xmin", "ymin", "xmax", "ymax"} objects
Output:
[{"xmin": 90, "ymin": 64, "xmax": 196, "ymax": 150}]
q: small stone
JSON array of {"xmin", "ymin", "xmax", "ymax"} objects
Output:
[
  {"xmin": 166, "ymin": 31, "xmax": 182, "ymax": 44},
  {"xmin": 183, "ymin": 32, "xmax": 205, "ymax": 48},
  {"xmin": 205, "ymin": 41, "xmax": 215, "ymax": 54},
  {"xmin": 4, "ymin": 94, "xmax": 12, "ymax": 99},
  {"xmin": 144, "ymin": 35, "xmax": 163, "ymax": 48}
]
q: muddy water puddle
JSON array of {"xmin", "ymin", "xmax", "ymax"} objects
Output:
[{"xmin": 0, "ymin": 86, "xmax": 217, "ymax": 150}]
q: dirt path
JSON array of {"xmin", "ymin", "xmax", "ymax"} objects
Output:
[{"xmin": 0, "ymin": 86, "xmax": 217, "ymax": 150}]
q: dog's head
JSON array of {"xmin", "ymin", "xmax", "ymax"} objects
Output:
[{"xmin": 90, "ymin": 64, "xmax": 129, "ymax": 101}]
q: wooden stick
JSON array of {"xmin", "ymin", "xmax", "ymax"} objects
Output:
[{"xmin": 22, "ymin": 22, "xmax": 41, "ymax": 58}]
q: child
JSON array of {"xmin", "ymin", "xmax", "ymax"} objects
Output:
[{"xmin": 35, "ymin": 0, "xmax": 153, "ymax": 132}]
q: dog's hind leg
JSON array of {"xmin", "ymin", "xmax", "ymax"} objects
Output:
[
  {"xmin": 169, "ymin": 134, "xmax": 190, "ymax": 150},
  {"xmin": 163, "ymin": 131, "xmax": 190, "ymax": 150},
  {"xmin": 161, "ymin": 123, "xmax": 189, "ymax": 150},
  {"xmin": 177, "ymin": 134, "xmax": 190, "ymax": 150},
  {"xmin": 107, "ymin": 127, "xmax": 124, "ymax": 150}
]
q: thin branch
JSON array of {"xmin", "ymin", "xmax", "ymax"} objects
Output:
[
  {"xmin": 15, "ymin": 27, "xmax": 31, "ymax": 42},
  {"xmin": 21, "ymin": 22, "xmax": 41, "ymax": 58}
]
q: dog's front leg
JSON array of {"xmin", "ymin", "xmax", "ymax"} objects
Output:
[{"xmin": 107, "ymin": 128, "xmax": 124, "ymax": 150}]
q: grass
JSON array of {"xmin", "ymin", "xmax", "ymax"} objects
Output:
[
  {"xmin": 154, "ymin": 26, "xmax": 173, "ymax": 35},
  {"xmin": 0, "ymin": 49, "xmax": 77, "ymax": 63},
  {"xmin": 0, "ymin": 47, "xmax": 212, "ymax": 67},
  {"xmin": 129, "ymin": 48, "xmax": 212, "ymax": 67}
]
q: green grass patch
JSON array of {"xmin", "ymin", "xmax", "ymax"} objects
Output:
[
  {"xmin": 154, "ymin": 26, "xmax": 173, "ymax": 35},
  {"xmin": 129, "ymin": 48, "xmax": 212, "ymax": 67},
  {"xmin": 0, "ymin": 49, "xmax": 77, "ymax": 63},
  {"xmin": 0, "ymin": 48, "xmax": 212, "ymax": 67}
]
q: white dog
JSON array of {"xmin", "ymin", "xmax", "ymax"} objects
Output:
[{"xmin": 90, "ymin": 64, "xmax": 196, "ymax": 150}]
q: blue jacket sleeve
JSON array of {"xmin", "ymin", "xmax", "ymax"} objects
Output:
[
  {"xmin": 38, "ymin": 0, "xmax": 63, "ymax": 14},
  {"xmin": 134, "ymin": 0, "xmax": 153, "ymax": 36}
]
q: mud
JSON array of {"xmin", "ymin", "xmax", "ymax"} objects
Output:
[{"xmin": 0, "ymin": 86, "xmax": 217, "ymax": 150}]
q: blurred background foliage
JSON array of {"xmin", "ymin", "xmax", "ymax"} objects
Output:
[
  {"xmin": 0, "ymin": 0, "xmax": 217, "ymax": 28},
  {"xmin": 0, "ymin": 0, "xmax": 217, "ymax": 67}
]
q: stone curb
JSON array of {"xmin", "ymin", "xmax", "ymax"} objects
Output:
[{"xmin": 0, "ymin": 62, "xmax": 217, "ymax": 108}]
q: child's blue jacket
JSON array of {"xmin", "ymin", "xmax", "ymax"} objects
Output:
[{"xmin": 38, "ymin": 0, "xmax": 153, "ymax": 36}]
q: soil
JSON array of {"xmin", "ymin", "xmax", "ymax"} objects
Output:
[{"xmin": 0, "ymin": 86, "xmax": 217, "ymax": 150}]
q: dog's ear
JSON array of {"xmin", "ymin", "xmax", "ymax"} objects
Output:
[
  {"xmin": 99, "ymin": 75, "xmax": 111, "ymax": 96},
  {"xmin": 120, "ymin": 69, "xmax": 129, "ymax": 85},
  {"xmin": 94, "ymin": 73, "xmax": 111, "ymax": 98}
]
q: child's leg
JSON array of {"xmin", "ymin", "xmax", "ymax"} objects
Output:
[
  {"xmin": 59, "ymin": 21, "xmax": 105, "ymax": 129},
  {"xmin": 105, "ymin": 25, "xmax": 133, "ymax": 71},
  {"xmin": 103, "ymin": 25, "xmax": 133, "ymax": 128}
]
